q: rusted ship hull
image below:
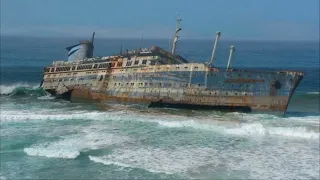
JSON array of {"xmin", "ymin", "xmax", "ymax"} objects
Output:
[
  {"xmin": 56, "ymin": 68, "xmax": 303, "ymax": 115},
  {"xmin": 67, "ymin": 89, "xmax": 298, "ymax": 115}
]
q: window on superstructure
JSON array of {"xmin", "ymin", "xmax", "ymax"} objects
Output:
[
  {"xmin": 142, "ymin": 60, "xmax": 147, "ymax": 64},
  {"xmin": 93, "ymin": 64, "xmax": 98, "ymax": 69},
  {"xmin": 134, "ymin": 61, "xmax": 139, "ymax": 65},
  {"xmin": 98, "ymin": 64, "xmax": 107, "ymax": 68},
  {"xmin": 111, "ymin": 63, "xmax": 115, "ymax": 67},
  {"xmin": 150, "ymin": 61, "xmax": 155, "ymax": 65},
  {"xmin": 72, "ymin": 66, "xmax": 76, "ymax": 70},
  {"xmin": 117, "ymin": 62, "xmax": 123, "ymax": 67},
  {"xmin": 126, "ymin": 61, "xmax": 132, "ymax": 67}
]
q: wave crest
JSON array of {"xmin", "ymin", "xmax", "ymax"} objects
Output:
[
  {"xmin": 24, "ymin": 131, "xmax": 131, "ymax": 159},
  {"xmin": 0, "ymin": 83, "xmax": 46, "ymax": 97}
]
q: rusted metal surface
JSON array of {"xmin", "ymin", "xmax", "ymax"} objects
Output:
[
  {"xmin": 224, "ymin": 79, "xmax": 264, "ymax": 83},
  {"xmin": 40, "ymin": 41, "xmax": 304, "ymax": 116}
]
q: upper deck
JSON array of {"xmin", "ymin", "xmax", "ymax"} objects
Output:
[{"xmin": 44, "ymin": 45, "xmax": 190, "ymax": 73}]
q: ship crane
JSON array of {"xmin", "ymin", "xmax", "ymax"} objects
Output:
[{"xmin": 171, "ymin": 16, "xmax": 182, "ymax": 55}]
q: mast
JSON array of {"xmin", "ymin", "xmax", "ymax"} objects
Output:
[
  {"xmin": 226, "ymin": 45, "xmax": 235, "ymax": 71},
  {"xmin": 209, "ymin": 31, "xmax": 221, "ymax": 65},
  {"xmin": 91, "ymin": 32, "xmax": 95, "ymax": 44},
  {"xmin": 171, "ymin": 16, "xmax": 182, "ymax": 55}
]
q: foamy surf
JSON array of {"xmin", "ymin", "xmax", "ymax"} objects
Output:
[
  {"xmin": 225, "ymin": 123, "xmax": 319, "ymax": 139},
  {"xmin": 156, "ymin": 119, "xmax": 319, "ymax": 139},
  {"xmin": 307, "ymin": 92, "xmax": 319, "ymax": 95},
  {"xmin": 24, "ymin": 131, "xmax": 130, "ymax": 159},
  {"xmin": 89, "ymin": 146, "xmax": 217, "ymax": 175},
  {"xmin": 0, "ymin": 110, "xmax": 106, "ymax": 123},
  {"xmin": 37, "ymin": 94, "xmax": 55, "ymax": 100}
]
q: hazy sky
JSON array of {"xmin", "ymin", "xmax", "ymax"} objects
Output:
[{"xmin": 1, "ymin": 0, "xmax": 319, "ymax": 40}]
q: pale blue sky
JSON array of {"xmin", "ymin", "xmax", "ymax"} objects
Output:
[{"xmin": 1, "ymin": 0, "xmax": 319, "ymax": 40}]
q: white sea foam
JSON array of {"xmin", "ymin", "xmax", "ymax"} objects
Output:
[
  {"xmin": 89, "ymin": 146, "xmax": 217, "ymax": 174},
  {"xmin": 0, "ymin": 83, "xmax": 39, "ymax": 95},
  {"xmin": 225, "ymin": 123, "xmax": 319, "ymax": 139},
  {"xmin": 1, "ymin": 107, "xmax": 318, "ymax": 140},
  {"xmin": 307, "ymin": 91, "xmax": 319, "ymax": 95},
  {"xmin": 24, "ymin": 131, "xmax": 130, "ymax": 159},
  {"xmin": 37, "ymin": 94, "xmax": 55, "ymax": 100},
  {"xmin": 155, "ymin": 117, "xmax": 319, "ymax": 139},
  {"xmin": 0, "ymin": 110, "xmax": 106, "ymax": 123},
  {"xmin": 0, "ymin": 173, "xmax": 6, "ymax": 180},
  {"xmin": 89, "ymin": 143, "xmax": 319, "ymax": 179}
]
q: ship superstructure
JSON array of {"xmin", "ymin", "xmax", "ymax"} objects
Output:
[{"xmin": 40, "ymin": 18, "xmax": 304, "ymax": 115}]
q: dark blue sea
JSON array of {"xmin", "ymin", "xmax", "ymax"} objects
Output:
[{"xmin": 0, "ymin": 36, "xmax": 319, "ymax": 179}]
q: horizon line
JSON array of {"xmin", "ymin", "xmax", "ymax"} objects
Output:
[{"xmin": 1, "ymin": 34, "xmax": 319, "ymax": 42}]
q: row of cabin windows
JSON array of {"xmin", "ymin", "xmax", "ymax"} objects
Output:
[
  {"xmin": 46, "ymin": 60, "xmax": 159, "ymax": 73},
  {"xmin": 56, "ymin": 67, "xmax": 70, "ymax": 72},
  {"xmin": 109, "ymin": 82, "xmax": 256, "ymax": 89},
  {"xmin": 77, "ymin": 64, "xmax": 92, "ymax": 70},
  {"xmin": 98, "ymin": 63, "xmax": 109, "ymax": 68},
  {"xmin": 44, "ymin": 67, "xmax": 51, "ymax": 72},
  {"xmin": 225, "ymin": 73, "xmax": 263, "ymax": 78},
  {"xmin": 47, "ymin": 62, "xmax": 202, "ymax": 73}
]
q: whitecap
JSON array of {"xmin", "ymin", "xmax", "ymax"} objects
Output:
[
  {"xmin": 89, "ymin": 146, "xmax": 217, "ymax": 174},
  {"xmin": 307, "ymin": 92, "xmax": 319, "ymax": 95},
  {"xmin": 37, "ymin": 94, "xmax": 55, "ymax": 100},
  {"xmin": 0, "ymin": 83, "xmax": 39, "ymax": 95},
  {"xmin": 24, "ymin": 132, "xmax": 130, "ymax": 159}
]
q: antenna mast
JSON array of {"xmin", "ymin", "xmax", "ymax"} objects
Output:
[
  {"xmin": 91, "ymin": 32, "xmax": 95, "ymax": 44},
  {"xmin": 171, "ymin": 16, "xmax": 182, "ymax": 55}
]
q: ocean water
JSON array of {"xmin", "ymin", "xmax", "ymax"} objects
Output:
[{"xmin": 0, "ymin": 36, "xmax": 319, "ymax": 179}]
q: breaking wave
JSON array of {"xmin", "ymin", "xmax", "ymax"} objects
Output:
[
  {"xmin": 157, "ymin": 120, "xmax": 319, "ymax": 139},
  {"xmin": 0, "ymin": 83, "xmax": 46, "ymax": 97},
  {"xmin": 2, "ymin": 107, "xmax": 318, "ymax": 140},
  {"xmin": 24, "ymin": 130, "xmax": 131, "ymax": 159},
  {"xmin": 89, "ymin": 146, "xmax": 217, "ymax": 175},
  {"xmin": 0, "ymin": 110, "xmax": 106, "ymax": 123}
]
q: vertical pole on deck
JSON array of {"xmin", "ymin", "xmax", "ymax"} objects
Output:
[
  {"xmin": 226, "ymin": 46, "xmax": 235, "ymax": 71},
  {"xmin": 209, "ymin": 32, "xmax": 221, "ymax": 66}
]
